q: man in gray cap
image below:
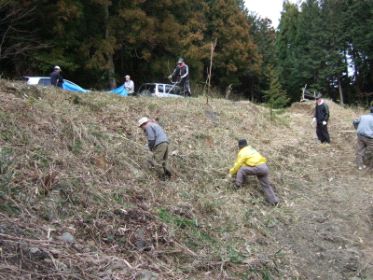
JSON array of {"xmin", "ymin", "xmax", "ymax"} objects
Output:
[
  {"xmin": 138, "ymin": 117, "xmax": 171, "ymax": 180},
  {"xmin": 168, "ymin": 57, "xmax": 191, "ymax": 96},
  {"xmin": 353, "ymin": 107, "xmax": 373, "ymax": 170},
  {"xmin": 228, "ymin": 139, "xmax": 279, "ymax": 205}
]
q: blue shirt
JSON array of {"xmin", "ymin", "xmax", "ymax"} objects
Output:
[
  {"xmin": 354, "ymin": 113, "xmax": 373, "ymax": 138},
  {"xmin": 144, "ymin": 122, "xmax": 168, "ymax": 148}
]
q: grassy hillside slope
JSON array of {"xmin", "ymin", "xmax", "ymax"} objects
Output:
[{"xmin": 0, "ymin": 80, "xmax": 372, "ymax": 279}]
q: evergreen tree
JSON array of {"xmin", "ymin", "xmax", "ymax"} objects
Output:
[
  {"xmin": 246, "ymin": 14, "xmax": 276, "ymax": 101},
  {"xmin": 276, "ymin": 1, "xmax": 300, "ymax": 101},
  {"xmin": 264, "ymin": 66, "xmax": 289, "ymax": 120},
  {"xmin": 204, "ymin": 0, "xmax": 260, "ymax": 89}
]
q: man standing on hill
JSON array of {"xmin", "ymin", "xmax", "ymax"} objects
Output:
[
  {"xmin": 168, "ymin": 57, "xmax": 191, "ymax": 97},
  {"xmin": 313, "ymin": 94, "xmax": 330, "ymax": 143},
  {"xmin": 50, "ymin": 65, "xmax": 63, "ymax": 88},
  {"xmin": 228, "ymin": 139, "xmax": 279, "ymax": 206},
  {"xmin": 124, "ymin": 75, "xmax": 135, "ymax": 95},
  {"xmin": 138, "ymin": 117, "xmax": 172, "ymax": 180},
  {"xmin": 353, "ymin": 107, "xmax": 373, "ymax": 170}
]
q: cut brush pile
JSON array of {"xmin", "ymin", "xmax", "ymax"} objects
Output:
[{"xmin": 0, "ymin": 79, "xmax": 372, "ymax": 279}]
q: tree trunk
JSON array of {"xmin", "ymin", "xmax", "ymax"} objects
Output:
[
  {"xmin": 338, "ymin": 77, "xmax": 344, "ymax": 105},
  {"xmin": 104, "ymin": 3, "xmax": 116, "ymax": 89},
  {"xmin": 206, "ymin": 39, "xmax": 217, "ymax": 105}
]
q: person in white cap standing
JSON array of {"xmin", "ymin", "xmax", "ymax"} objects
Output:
[
  {"xmin": 50, "ymin": 65, "xmax": 63, "ymax": 88},
  {"xmin": 138, "ymin": 117, "xmax": 171, "ymax": 180},
  {"xmin": 124, "ymin": 75, "xmax": 135, "ymax": 95}
]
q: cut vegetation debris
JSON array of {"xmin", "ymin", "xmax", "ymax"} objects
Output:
[{"xmin": 0, "ymin": 79, "xmax": 372, "ymax": 279}]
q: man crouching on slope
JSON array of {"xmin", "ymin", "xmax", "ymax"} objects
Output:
[
  {"xmin": 138, "ymin": 117, "xmax": 172, "ymax": 180},
  {"xmin": 228, "ymin": 139, "xmax": 279, "ymax": 206}
]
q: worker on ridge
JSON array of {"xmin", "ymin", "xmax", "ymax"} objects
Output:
[
  {"xmin": 353, "ymin": 106, "xmax": 373, "ymax": 170},
  {"xmin": 168, "ymin": 57, "xmax": 191, "ymax": 97},
  {"xmin": 124, "ymin": 75, "xmax": 135, "ymax": 95},
  {"xmin": 50, "ymin": 65, "xmax": 63, "ymax": 88},
  {"xmin": 312, "ymin": 93, "xmax": 330, "ymax": 143},
  {"xmin": 138, "ymin": 117, "xmax": 172, "ymax": 180},
  {"xmin": 228, "ymin": 139, "xmax": 279, "ymax": 206}
]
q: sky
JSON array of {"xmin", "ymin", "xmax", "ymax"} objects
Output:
[{"xmin": 244, "ymin": 0, "xmax": 298, "ymax": 28}]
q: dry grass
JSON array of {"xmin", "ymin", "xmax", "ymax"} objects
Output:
[{"xmin": 0, "ymin": 79, "xmax": 372, "ymax": 279}]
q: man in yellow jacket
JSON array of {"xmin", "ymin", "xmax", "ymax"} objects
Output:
[{"xmin": 229, "ymin": 139, "xmax": 279, "ymax": 205}]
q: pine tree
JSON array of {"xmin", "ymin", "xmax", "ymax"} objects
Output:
[
  {"xmin": 276, "ymin": 1, "xmax": 300, "ymax": 101},
  {"xmin": 264, "ymin": 66, "xmax": 289, "ymax": 120},
  {"xmin": 247, "ymin": 14, "xmax": 276, "ymax": 101}
]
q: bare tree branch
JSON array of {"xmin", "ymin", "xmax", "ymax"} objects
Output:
[{"xmin": 0, "ymin": 1, "xmax": 48, "ymax": 61}]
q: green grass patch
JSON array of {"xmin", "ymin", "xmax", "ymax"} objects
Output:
[{"xmin": 158, "ymin": 208, "xmax": 216, "ymax": 251}]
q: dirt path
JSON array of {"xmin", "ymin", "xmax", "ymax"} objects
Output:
[{"xmin": 274, "ymin": 105, "xmax": 373, "ymax": 279}]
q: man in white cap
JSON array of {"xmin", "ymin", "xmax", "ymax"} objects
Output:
[
  {"xmin": 124, "ymin": 75, "xmax": 135, "ymax": 95},
  {"xmin": 50, "ymin": 65, "xmax": 63, "ymax": 88},
  {"xmin": 138, "ymin": 117, "xmax": 171, "ymax": 180},
  {"xmin": 168, "ymin": 57, "xmax": 191, "ymax": 96}
]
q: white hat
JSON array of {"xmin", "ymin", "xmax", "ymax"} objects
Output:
[
  {"xmin": 54, "ymin": 65, "xmax": 61, "ymax": 70},
  {"xmin": 138, "ymin": 117, "xmax": 149, "ymax": 127}
]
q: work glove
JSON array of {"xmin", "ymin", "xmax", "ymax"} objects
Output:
[
  {"xmin": 311, "ymin": 117, "xmax": 316, "ymax": 126},
  {"xmin": 226, "ymin": 173, "xmax": 232, "ymax": 179},
  {"xmin": 168, "ymin": 75, "xmax": 172, "ymax": 80},
  {"xmin": 322, "ymin": 121, "xmax": 327, "ymax": 125}
]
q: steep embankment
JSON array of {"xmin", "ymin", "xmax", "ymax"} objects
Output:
[{"xmin": 0, "ymin": 80, "xmax": 372, "ymax": 279}]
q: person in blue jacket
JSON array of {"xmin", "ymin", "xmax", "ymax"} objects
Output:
[
  {"xmin": 353, "ymin": 106, "xmax": 373, "ymax": 170},
  {"xmin": 138, "ymin": 117, "xmax": 172, "ymax": 180}
]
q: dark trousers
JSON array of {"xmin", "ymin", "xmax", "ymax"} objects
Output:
[
  {"xmin": 179, "ymin": 79, "xmax": 191, "ymax": 96},
  {"xmin": 316, "ymin": 123, "xmax": 330, "ymax": 143}
]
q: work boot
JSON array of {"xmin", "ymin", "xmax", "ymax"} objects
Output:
[
  {"xmin": 233, "ymin": 183, "xmax": 241, "ymax": 190},
  {"xmin": 358, "ymin": 165, "xmax": 367, "ymax": 170},
  {"xmin": 164, "ymin": 169, "xmax": 172, "ymax": 178},
  {"xmin": 160, "ymin": 170, "xmax": 171, "ymax": 181},
  {"xmin": 270, "ymin": 201, "xmax": 279, "ymax": 207}
]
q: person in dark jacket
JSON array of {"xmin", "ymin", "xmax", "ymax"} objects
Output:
[
  {"xmin": 168, "ymin": 57, "xmax": 191, "ymax": 97},
  {"xmin": 50, "ymin": 65, "xmax": 63, "ymax": 88},
  {"xmin": 138, "ymin": 117, "xmax": 172, "ymax": 180},
  {"xmin": 313, "ymin": 94, "xmax": 330, "ymax": 143}
]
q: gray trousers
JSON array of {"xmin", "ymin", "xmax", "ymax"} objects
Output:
[
  {"xmin": 356, "ymin": 134, "xmax": 373, "ymax": 167},
  {"xmin": 236, "ymin": 164, "xmax": 279, "ymax": 204}
]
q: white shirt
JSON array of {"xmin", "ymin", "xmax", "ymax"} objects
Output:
[{"xmin": 124, "ymin": 80, "xmax": 134, "ymax": 94}]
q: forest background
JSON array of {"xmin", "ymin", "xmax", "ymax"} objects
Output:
[{"xmin": 0, "ymin": 0, "xmax": 372, "ymax": 105}]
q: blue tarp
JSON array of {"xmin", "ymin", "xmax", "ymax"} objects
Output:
[
  {"xmin": 110, "ymin": 84, "xmax": 128, "ymax": 96},
  {"xmin": 61, "ymin": 80, "xmax": 127, "ymax": 96},
  {"xmin": 62, "ymin": 80, "xmax": 88, "ymax": 93}
]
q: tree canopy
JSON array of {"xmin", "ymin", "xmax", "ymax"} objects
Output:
[{"xmin": 0, "ymin": 0, "xmax": 372, "ymax": 105}]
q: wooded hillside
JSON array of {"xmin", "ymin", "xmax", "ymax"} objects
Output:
[{"xmin": 0, "ymin": 0, "xmax": 372, "ymax": 104}]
